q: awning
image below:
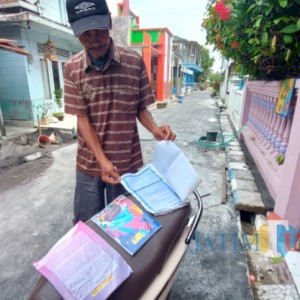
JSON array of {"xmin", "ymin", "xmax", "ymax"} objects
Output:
[
  {"xmin": 182, "ymin": 63, "xmax": 203, "ymax": 74},
  {"xmin": 0, "ymin": 38, "xmax": 29, "ymax": 55}
]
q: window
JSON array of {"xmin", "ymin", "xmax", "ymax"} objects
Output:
[
  {"xmin": 40, "ymin": 58, "xmax": 51, "ymax": 100},
  {"xmin": 52, "ymin": 60, "xmax": 60, "ymax": 90},
  {"xmin": 40, "ymin": 58, "xmax": 66, "ymax": 102},
  {"xmin": 38, "ymin": 43, "xmax": 73, "ymax": 102}
]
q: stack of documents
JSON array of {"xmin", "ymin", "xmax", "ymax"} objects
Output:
[
  {"xmin": 33, "ymin": 222, "xmax": 132, "ymax": 299},
  {"xmin": 121, "ymin": 141, "xmax": 201, "ymax": 215}
]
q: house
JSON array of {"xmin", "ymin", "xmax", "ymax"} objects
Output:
[
  {"xmin": 0, "ymin": 37, "xmax": 29, "ymax": 135},
  {"xmin": 0, "ymin": 0, "xmax": 82, "ymax": 127},
  {"xmin": 172, "ymin": 36, "xmax": 203, "ymax": 94},
  {"xmin": 117, "ymin": 1, "xmax": 204, "ymax": 100},
  {"xmin": 116, "ymin": 1, "xmax": 204, "ymax": 101},
  {"xmin": 116, "ymin": 0, "xmax": 174, "ymax": 101}
]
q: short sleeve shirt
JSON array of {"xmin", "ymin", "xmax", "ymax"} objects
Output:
[{"xmin": 63, "ymin": 40, "xmax": 155, "ymax": 177}]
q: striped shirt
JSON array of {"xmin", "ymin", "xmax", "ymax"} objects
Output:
[{"xmin": 63, "ymin": 39, "xmax": 155, "ymax": 177}]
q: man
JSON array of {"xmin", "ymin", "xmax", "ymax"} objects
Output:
[{"xmin": 64, "ymin": 0, "xmax": 176, "ymax": 224}]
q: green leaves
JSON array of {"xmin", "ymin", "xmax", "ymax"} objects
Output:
[
  {"xmin": 280, "ymin": 24, "xmax": 300, "ymax": 33},
  {"xmin": 249, "ymin": 38, "xmax": 260, "ymax": 45},
  {"xmin": 262, "ymin": 32, "xmax": 269, "ymax": 46},
  {"xmin": 264, "ymin": 3, "xmax": 274, "ymax": 15},
  {"xmin": 204, "ymin": 0, "xmax": 300, "ymax": 79},
  {"xmin": 283, "ymin": 34, "xmax": 293, "ymax": 44},
  {"xmin": 255, "ymin": 16, "xmax": 262, "ymax": 28},
  {"xmin": 276, "ymin": 154, "xmax": 285, "ymax": 164},
  {"xmin": 274, "ymin": 16, "xmax": 291, "ymax": 25},
  {"xmin": 270, "ymin": 256, "xmax": 284, "ymax": 264},
  {"xmin": 253, "ymin": 54, "xmax": 262, "ymax": 63},
  {"xmin": 278, "ymin": 0, "xmax": 288, "ymax": 8}
]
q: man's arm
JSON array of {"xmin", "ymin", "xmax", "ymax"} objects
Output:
[
  {"xmin": 77, "ymin": 116, "xmax": 121, "ymax": 184},
  {"xmin": 137, "ymin": 108, "xmax": 176, "ymax": 141}
]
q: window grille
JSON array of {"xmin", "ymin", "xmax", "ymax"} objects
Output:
[{"xmin": 38, "ymin": 43, "xmax": 72, "ymax": 60}]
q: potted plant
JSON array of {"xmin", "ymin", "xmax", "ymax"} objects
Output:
[
  {"xmin": 37, "ymin": 102, "xmax": 50, "ymax": 125},
  {"xmin": 53, "ymin": 88, "xmax": 64, "ymax": 121}
]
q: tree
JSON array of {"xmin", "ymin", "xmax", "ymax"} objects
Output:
[
  {"xmin": 203, "ymin": 0, "xmax": 300, "ymax": 79},
  {"xmin": 210, "ymin": 72, "xmax": 224, "ymax": 96},
  {"xmin": 199, "ymin": 47, "xmax": 215, "ymax": 83}
]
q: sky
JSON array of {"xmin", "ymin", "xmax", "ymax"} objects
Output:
[{"xmin": 106, "ymin": 0, "xmax": 222, "ymax": 72}]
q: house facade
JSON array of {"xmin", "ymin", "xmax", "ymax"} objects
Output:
[
  {"xmin": 117, "ymin": 1, "xmax": 174, "ymax": 101},
  {"xmin": 117, "ymin": 1, "xmax": 204, "ymax": 100},
  {"xmin": 130, "ymin": 27, "xmax": 173, "ymax": 101},
  {"xmin": 0, "ymin": 0, "xmax": 83, "ymax": 127},
  {"xmin": 172, "ymin": 36, "xmax": 203, "ymax": 94},
  {"xmin": 0, "ymin": 37, "xmax": 29, "ymax": 135}
]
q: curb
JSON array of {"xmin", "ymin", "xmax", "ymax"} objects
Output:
[{"xmin": 218, "ymin": 102, "xmax": 266, "ymax": 215}]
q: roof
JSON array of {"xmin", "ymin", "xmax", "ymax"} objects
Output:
[
  {"xmin": 0, "ymin": 38, "xmax": 29, "ymax": 56},
  {"xmin": 182, "ymin": 63, "xmax": 203, "ymax": 74}
]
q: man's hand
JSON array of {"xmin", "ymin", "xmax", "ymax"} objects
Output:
[
  {"xmin": 77, "ymin": 116, "xmax": 121, "ymax": 185},
  {"xmin": 137, "ymin": 108, "xmax": 176, "ymax": 141},
  {"xmin": 100, "ymin": 160, "xmax": 121, "ymax": 185},
  {"xmin": 153, "ymin": 125, "xmax": 176, "ymax": 141}
]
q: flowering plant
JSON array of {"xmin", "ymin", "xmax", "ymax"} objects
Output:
[{"xmin": 203, "ymin": 0, "xmax": 300, "ymax": 79}]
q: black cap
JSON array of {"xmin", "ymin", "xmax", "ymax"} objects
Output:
[{"xmin": 66, "ymin": 0, "xmax": 111, "ymax": 37}]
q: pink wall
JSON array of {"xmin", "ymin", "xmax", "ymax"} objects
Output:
[{"xmin": 239, "ymin": 80, "xmax": 300, "ymax": 229}]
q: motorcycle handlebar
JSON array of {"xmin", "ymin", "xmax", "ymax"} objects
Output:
[{"xmin": 185, "ymin": 190, "xmax": 205, "ymax": 245}]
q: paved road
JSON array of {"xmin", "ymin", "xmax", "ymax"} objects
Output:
[{"xmin": 0, "ymin": 90, "xmax": 253, "ymax": 299}]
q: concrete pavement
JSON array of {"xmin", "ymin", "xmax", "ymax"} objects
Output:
[{"xmin": 0, "ymin": 90, "xmax": 254, "ymax": 299}]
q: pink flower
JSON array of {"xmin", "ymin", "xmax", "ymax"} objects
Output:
[
  {"xmin": 219, "ymin": 7, "xmax": 231, "ymax": 20},
  {"xmin": 214, "ymin": 1, "xmax": 225, "ymax": 12},
  {"xmin": 213, "ymin": 1, "xmax": 231, "ymax": 21},
  {"xmin": 231, "ymin": 41, "xmax": 239, "ymax": 49}
]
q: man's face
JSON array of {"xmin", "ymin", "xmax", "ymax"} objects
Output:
[{"xmin": 79, "ymin": 29, "xmax": 110, "ymax": 59}]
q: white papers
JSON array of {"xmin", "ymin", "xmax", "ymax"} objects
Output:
[
  {"xmin": 152, "ymin": 141, "xmax": 201, "ymax": 200},
  {"xmin": 121, "ymin": 164, "xmax": 186, "ymax": 215},
  {"xmin": 33, "ymin": 222, "xmax": 132, "ymax": 300},
  {"xmin": 121, "ymin": 141, "xmax": 201, "ymax": 215}
]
